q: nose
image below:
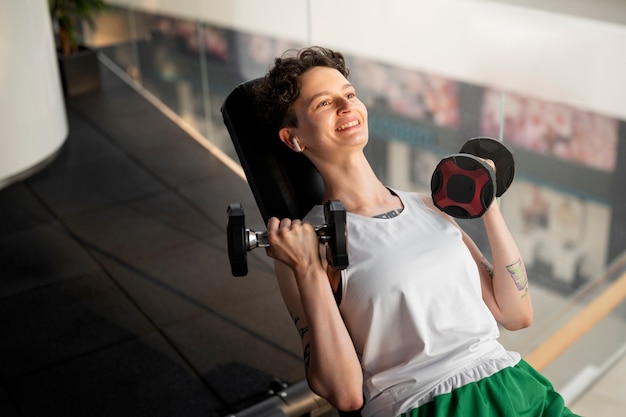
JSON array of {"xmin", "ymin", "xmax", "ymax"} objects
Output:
[{"xmin": 337, "ymin": 97, "xmax": 352, "ymax": 113}]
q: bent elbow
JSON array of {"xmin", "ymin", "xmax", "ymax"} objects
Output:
[
  {"xmin": 331, "ymin": 392, "xmax": 364, "ymax": 413},
  {"xmin": 502, "ymin": 312, "xmax": 533, "ymax": 331},
  {"xmin": 308, "ymin": 375, "xmax": 363, "ymax": 412}
]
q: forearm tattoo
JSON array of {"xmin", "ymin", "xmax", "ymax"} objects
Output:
[
  {"xmin": 291, "ymin": 312, "xmax": 312, "ymax": 371},
  {"xmin": 303, "ymin": 343, "xmax": 311, "ymax": 373},
  {"xmin": 506, "ymin": 258, "xmax": 529, "ymax": 298},
  {"xmin": 481, "ymin": 256, "xmax": 494, "ymax": 279},
  {"xmin": 291, "ymin": 313, "xmax": 309, "ymax": 340}
]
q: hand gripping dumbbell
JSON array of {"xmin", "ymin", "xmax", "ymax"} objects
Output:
[
  {"xmin": 430, "ymin": 137, "xmax": 515, "ymax": 219},
  {"xmin": 226, "ymin": 200, "xmax": 349, "ymax": 277}
]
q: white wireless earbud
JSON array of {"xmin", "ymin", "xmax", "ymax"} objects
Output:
[{"xmin": 292, "ymin": 137, "xmax": 303, "ymax": 153}]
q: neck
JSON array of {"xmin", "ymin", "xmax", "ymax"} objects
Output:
[{"xmin": 315, "ymin": 153, "xmax": 402, "ymax": 217}]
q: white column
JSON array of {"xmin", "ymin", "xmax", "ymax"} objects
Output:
[{"xmin": 0, "ymin": 0, "xmax": 68, "ymax": 188}]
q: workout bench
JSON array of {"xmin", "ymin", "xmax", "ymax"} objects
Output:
[{"xmin": 222, "ymin": 79, "xmax": 362, "ymax": 417}]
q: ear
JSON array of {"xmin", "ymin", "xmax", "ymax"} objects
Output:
[
  {"xmin": 278, "ymin": 127, "xmax": 293, "ymax": 148},
  {"xmin": 278, "ymin": 127, "xmax": 303, "ymax": 152}
]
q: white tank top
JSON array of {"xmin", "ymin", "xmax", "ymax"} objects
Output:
[{"xmin": 306, "ymin": 190, "xmax": 520, "ymax": 417}]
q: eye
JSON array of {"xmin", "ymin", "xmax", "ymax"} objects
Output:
[
  {"xmin": 317, "ymin": 99, "xmax": 330, "ymax": 108},
  {"xmin": 347, "ymin": 92, "xmax": 356, "ymax": 99}
]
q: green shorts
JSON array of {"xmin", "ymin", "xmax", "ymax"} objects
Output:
[{"xmin": 399, "ymin": 360, "xmax": 581, "ymax": 417}]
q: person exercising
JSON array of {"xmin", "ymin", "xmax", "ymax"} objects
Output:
[{"xmin": 253, "ymin": 46, "xmax": 577, "ymax": 417}]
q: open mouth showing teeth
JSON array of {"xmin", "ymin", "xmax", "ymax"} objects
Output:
[{"xmin": 337, "ymin": 120, "xmax": 360, "ymax": 131}]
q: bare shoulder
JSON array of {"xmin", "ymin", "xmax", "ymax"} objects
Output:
[
  {"xmin": 416, "ymin": 192, "xmax": 462, "ymax": 228},
  {"xmin": 416, "ymin": 193, "xmax": 446, "ymax": 217},
  {"xmin": 418, "ymin": 193, "xmax": 436, "ymax": 210}
]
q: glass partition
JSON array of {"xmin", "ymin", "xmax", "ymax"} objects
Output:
[{"xmin": 86, "ymin": 3, "xmax": 626, "ymax": 398}]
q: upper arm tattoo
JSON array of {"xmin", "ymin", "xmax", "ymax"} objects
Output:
[
  {"xmin": 481, "ymin": 256, "xmax": 494, "ymax": 279},
  {"xmin": 506, "ymin": 258, "xmax": 529, "ymax": 298}
]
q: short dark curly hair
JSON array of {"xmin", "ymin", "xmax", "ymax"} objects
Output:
[{"xmin": 253, "ymin": 46, "xmax": 350, "ymax": 129}]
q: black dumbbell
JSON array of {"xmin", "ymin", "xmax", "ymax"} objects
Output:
[
  {"xmin": 226, "ymin": 200, "xmax": 349, "ymax": 277},
  {"xmin": 430, "ymin": 137, "xmax": 515, "ymax": 219}
]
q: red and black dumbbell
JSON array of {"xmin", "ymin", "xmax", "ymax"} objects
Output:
[
  {"xmin": 226, "ymin": 200, "xmax": 349, "ymax": 277},
  {"xmin": 431, "ymin": 137, "xmax": 515, "ymax": 219}
]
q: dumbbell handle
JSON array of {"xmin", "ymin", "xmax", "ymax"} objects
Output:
[
  {"xmin": 227, "ymin": 201, "xmax": 348, "ymax": 277},
  {"xmin": 245, "ymin": 226, "xmax": 330, "ymax": 251},
  {"xmin": 246, "ymin": 230, "xmax": 269, "ymax": 250}
]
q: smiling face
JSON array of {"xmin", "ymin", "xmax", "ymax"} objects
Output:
[{"xmin": 280, "ymin": 66, "xmax": 369, "ymax": 157}]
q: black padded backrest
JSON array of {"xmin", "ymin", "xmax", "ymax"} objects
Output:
[
  {"xmin": 221, "ymin": 78, "xmax": 324, "ymax": 224},
  {"xmin": 222, "ymin": 80, "xmax": 363, "ymax": 417}
]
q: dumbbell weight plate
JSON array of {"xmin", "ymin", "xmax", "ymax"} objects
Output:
[
  {"xmin": 227, "ymin": 203, "xmax": 248, "ymax": 277},
  {"xmin": 323, "ymin": 200, "xmax": 349, "ymax": 271},
  {"xmin": 459, "ymin": 137, "xmax": 515, "ymax": 197},
  {"xmin": 431, "ymin": 154, "xmax": 496, "ymax": 219}
]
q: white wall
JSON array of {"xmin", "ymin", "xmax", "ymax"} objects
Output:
[
  {"xmin": 0, "ymin": 0, "xmax": 68, "ymax": 188},
  {"xmin": 108, "ymin": 0, "xmax": 626, "ymax": 121}
]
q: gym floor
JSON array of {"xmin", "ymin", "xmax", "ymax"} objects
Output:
[{"xmin": 0, "ymin": 64, "xmax": 308, "ymax": 416}]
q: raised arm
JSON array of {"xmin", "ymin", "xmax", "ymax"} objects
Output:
[
  {"xmin": 267, "ymin": 217, "xmax": 364, "ymax": 411},
  {"xmin": 474, "ymin": 200, "xmax": 533, "ymax": 330},
  {"xmin": 423, "ymin": 195, "xmax": 533, "ymax": 331}
]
